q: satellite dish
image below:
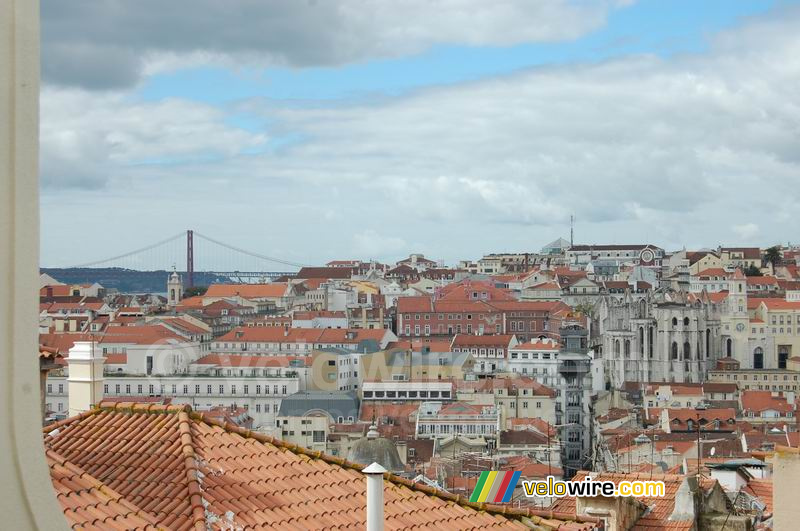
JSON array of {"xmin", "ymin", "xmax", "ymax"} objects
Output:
[{"xmin": 710, "ymin": 447, "xmax": 716, "ymax": 456}]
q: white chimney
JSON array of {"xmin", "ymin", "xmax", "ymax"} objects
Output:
[
  {"xmin": 67, "ymin": 341, "xmax": 104, "ymax": 416},
  {"xmin": 363, "ymin": 462, "xmax": 386, "ymax": 531}
]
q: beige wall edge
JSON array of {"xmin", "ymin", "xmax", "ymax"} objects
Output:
[{"xmin": 1, "ymin": 0, "xmax": 68, "ymax": 528}]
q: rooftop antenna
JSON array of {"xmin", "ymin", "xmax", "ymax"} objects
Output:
[{"xmin": 570, "ymin": 214, "xmax": 574, "ymax": 247}]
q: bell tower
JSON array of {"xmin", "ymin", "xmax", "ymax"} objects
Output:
[
  {"xmin": 726, "ymin": 268, "xmax": 749, "ymax": 363},
  {"xmin": 167, "ymin": 267, "xmax": 183, "ymax": 307}
]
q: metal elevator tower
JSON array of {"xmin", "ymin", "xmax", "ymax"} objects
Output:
[{"xmin": 186, "ymin": 230, "xmax": 194, "ymax": 288}]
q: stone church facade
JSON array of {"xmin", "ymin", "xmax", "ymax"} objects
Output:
[{"xmin": 597, "ymin": 290, "xmax": 724, "ymax": 388}]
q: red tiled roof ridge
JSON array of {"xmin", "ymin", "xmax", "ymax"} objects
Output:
[
  {"xmin": 176, "ymin": 408, "xmax": 207, "ymax": 531},
  {"xmin": 46, "ymin": 402, "xmax": 599, "ymax": 529}
]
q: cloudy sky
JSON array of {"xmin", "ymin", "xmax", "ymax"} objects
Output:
[{"xmin": 40, "ymin": 0, "xmax": 800, "ymax": 269}]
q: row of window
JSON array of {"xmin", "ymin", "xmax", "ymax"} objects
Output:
[
  {"xmin": 417, "ymin": 423, "xmax": 495, "ymax": 434},
  {"xmin": 101, "ymin": 383, "xmax": 289, "ymax": 396},
  {"xmin": 509, "ymin": 321, "xmax": 549, "ymax": 332},
  {"xmin": 720, "ymin": 373, "xmax": 798, "ymax": 381},
  {"xmin": 510, "ymin": 352, "xmax": 554, "ymax": 360},
  {"xmin": 742, "ymin": 384, "xmax": 799, "ymax": 391},
  {"xmin": 497, "ymin": 401, "xmax": 543, "ymax": 409},
  {"xmin": 404, "ymin": 313, "xmax": 486, "ymax": 320},
  {"xmin": 403, "ymin": 324, "xmax": 502, "ymax": 336},
  {"xmin": 453, "ymin": 347, "xmax": 505, "ymax": 356},
  {"xmin": 771, "ymin": 315, "xmax": 800, "ymax": 325},
  {"xmin": 362, "ymin": 390, "xmax": 450, "ymax": 399}
]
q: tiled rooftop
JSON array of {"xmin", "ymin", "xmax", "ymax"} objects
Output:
[
  {"xmin": 47, "ymin": 449, "xmax": 162, "ymax": 530},
  {"xmin": 44, "ymin": 402, "xmax": 597, "ymax": 530}
]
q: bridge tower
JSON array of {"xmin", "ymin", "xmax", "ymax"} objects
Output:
[{"xmin": 186, "ymin": 229, "xmax": 194, "ymax": 288}]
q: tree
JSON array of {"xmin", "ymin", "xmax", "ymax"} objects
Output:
[
  {"xmin": 764, "ymin": 246, "xmax": 781, "ymax": 268},
  {"xmin": 573, "ymin": 301, "xmax": 596, "ymax": 317},
  {"xmin": 183, "ymin": 285, "xmax": 207, "ymax": 297},
  {"xmin": 744, "ymin": 264, "xmax": 762, "ymax": 277}
]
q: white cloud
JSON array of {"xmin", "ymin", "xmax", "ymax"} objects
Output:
[
  {"xmin": 39, "ymin": 5, "xmax": 800, "ymax": 265},
  {"xmin": 733, "ymin": 223, "xmax": 759, "ymax": 241},
  {"xmin": 40, "ymin": 88, "xmax": 267, "ymax": 189},
  {"xmin": 353, "ymin": 230, "xmax": 407, "ymax": 260},
  {"xmin": 42, "ymin": 0, "xmax": 625, "ymax": 89}
]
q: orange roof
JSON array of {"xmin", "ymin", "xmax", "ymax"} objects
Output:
[
  {"xmin": 47, "ymin": 449, "xmax": 162, "ymax": 529},
  {"xmin": 40, "ymin": 285, "xmax": 73, "ymax": 297},
  {"xmin": 743, "ymin": 479, "xmax": 773, "ymax": 516},
  {"xmin": 648, "ymin": 408, "xmax": 737, "ymax": 426},
  {"xmin": 437, "ymin": 281, "xmax": 516, "ymax": 301},
  {"xmin": 205, "ymin": 283, "xmax": 288, "ymax": 299},
  {"xmin": 39, "ymin": 332, "xmax": 94, "ymax": 354},
  {"xmin": 42, "ymin": 402, "xmax": 565, "ymax": 530},
  {"xmin": 451, "ymin": 334, "xmax": 515, "ymax": 347},
  {"xmin": 455, "ymin": 377, "xmax": 556, "ymax": 397},
  {"xmin": 396, "ymin": 296, "xmax": 434, "ymax": 313},
  {"xmin": 759, "ymin": 299, "xmax": 800, "ymax": 310},
  {"xmin": 166, "ymin": 317, "xmax": 208, "ymax": 335},
  {"xmin": 176, "ymin": 295, "xmax": 205, "ymax": 309},
  {"xmin": 105, "ymin": 353, "xmax": 127, "ymax": 364},
  {"xmin": 741, "ymin": 390, "xmax": 794, "ymax": 414},
  {"xmin": 301, "ymin": 278, "xmax": 328, "ymax": 290},
  {"xmin": 99, "ymin": 325, "xmax": 187, "ymax": 345},
  {"xmin": 529, "ymin": 281, "xmax": 560, "ymax": 290},
  {"xmin": 512, "ymin": 340, "xmax": 560, "ymax": 351},
  {"xmin": 748, "ymin": 297, "xmax": 773, "ymax": 310},
  {"xmin": 696, "ymin": 268, "xmax": 730, "ymax": 278},
  {"xmin": 46, "ymin": 301, "xmax": 107, "ymax": 312},
  {"xmin": 216, "ymin": 326, "xmax": 387, "ymax": 345},
  {"xmin": 385, "ymin": 339, "xmax": 453, "ymax": 353}
]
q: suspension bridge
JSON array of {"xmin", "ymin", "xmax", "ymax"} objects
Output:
[{"xmin": 63, "ymin": 230, "xmax": 309, "ymax": 286}]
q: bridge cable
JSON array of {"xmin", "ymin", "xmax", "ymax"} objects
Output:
[
  {"xmin": 69, "ymin": 232, "xmax": 185, "ymax": 268},
  {"xmin": 193, "ymin": 231, "xmax": 309, "ymax": 269}
]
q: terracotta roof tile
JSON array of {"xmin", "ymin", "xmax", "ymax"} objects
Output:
[
  {"xmin": 44, "ymin": 402, "xmax": 599, "ymax": 529},
  {"xmin": 205, "ymin": 283, "xmax": 288, "ymax": 299}
]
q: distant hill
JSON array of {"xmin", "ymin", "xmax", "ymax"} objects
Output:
[{"xmin": 41, "ymin": 268, "xmax": 229, "ymax": 294}]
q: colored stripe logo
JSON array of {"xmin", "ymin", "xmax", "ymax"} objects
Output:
[{"xmin": 469, "ymin": 471, "xmax": 521, "ymax": 503}]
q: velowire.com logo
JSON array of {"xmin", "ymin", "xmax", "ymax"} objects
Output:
[{"xmin": 469, "ymin": 471, "xmax": 522, "ymax": 503}]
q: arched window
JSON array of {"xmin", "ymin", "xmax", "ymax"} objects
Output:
[
  {"xmin": 648, "ymin": 327, "xmax": 654, "ymax": 358},
  {"xmin": 624, "ymin": 340, "xmax": 630, "ymax": 358},
  {"xmin": 753, "ymin": 347, "xmax": 764, "ymax": 369},
  {"xmin": 672, "ymin": 317, "xmax": 678, "ymax": 327},
  {"xmin": 683, "ymin": 317, "xmax": 690, "ymax": 326},
  {"xmin": 683, "ymin": 341, "xmax": 691, "ymax": 360},
  {"xmin": 706, "ymin": 329, "xmax": 711, "ymax": 359},
  {"xmin": 726, "ymin": 338, "xmax": 732, "ymax": 357},
  {"xmin": 687, "ymin": 419, "xmax": 694, "ymax": 431},
  {"xmin": 614, "ymin": 340, "xmax": 620, "ymax": 356},
  {"xmin": 671, "ymin": 342, "xmax": 679, "ymax": 360}
]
